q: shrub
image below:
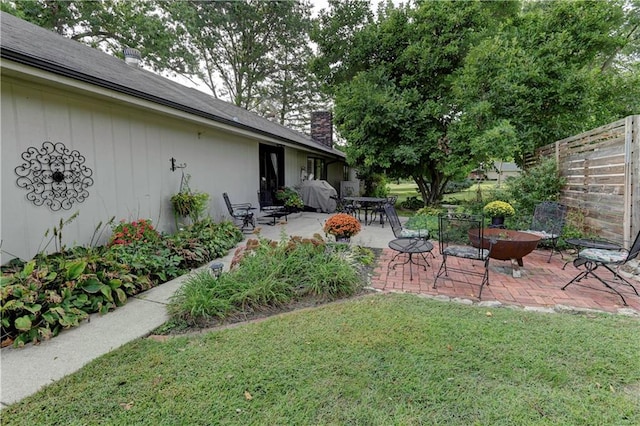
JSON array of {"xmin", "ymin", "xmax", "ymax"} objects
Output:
[
  {"xmin": 400, "ymin": 196, "xmax": 424, "ymax": 210},
  {"xmin": 505, "ymin": 158, "xmax": 566, "ymax": 214}
]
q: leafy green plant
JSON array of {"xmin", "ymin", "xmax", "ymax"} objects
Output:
[
  {"xmin": 276, "ymin": 187, "xmax": 304, "ymax": 210},
  {"xmin": 505, "ymin": 158, "xmax": 566, "ymax": 214},
  {"xmin": 108, "ymin": 219, "xmax": 160, "ymax": 246},
  {"xmin": 1, "ymin": 216, "xmax": 243, "ymax": 347},
  {"xmin": 170, "ymin": 173, "xmax": 210, "ymax": 225},
  {"xmin": 405, "ymin": 213, "xmax": 438, "ymax": 235},
  {"xmin": 400, "ymin": 196, "xmax": 424, "ymax": 210}
]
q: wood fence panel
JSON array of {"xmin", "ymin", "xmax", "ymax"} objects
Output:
[{"xmin": 537, "ymin": 115, "xmax": 638, "ymax": 248}]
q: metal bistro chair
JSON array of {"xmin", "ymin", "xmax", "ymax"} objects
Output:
[
  {"xmin": 372, "ymin": 195, "xmax": 398, "ymax": 227},
  {"xmin": 434, "ymin": 213, "xmax": 493, "ymax": 299},
  {"xmin": 383, "ymin": 203, "xmax": 434, "ymax": 281},
  {"xmin": 520, "ymin": 201, "xmax": 568, "ymax": 262},
  {"xmin": 562, "ymin": 230, "xmax": 640, "ymax": 306},
  {"xmin": 223, "ymin": 192, "xmax": 256, "ymax": 230},
  {"xmin": 384, "ymin": 202, "xmax": 430, "ymax": 241}
]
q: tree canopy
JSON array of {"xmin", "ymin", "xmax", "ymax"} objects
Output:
[{"xmin": 312, "ymin": 0, "xmax": 639, "ymax": 205}]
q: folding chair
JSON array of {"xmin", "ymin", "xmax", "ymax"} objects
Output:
[
  {"xmin": 434, "ymin": 213, "xmax": 493, "ymax": 299},
  {"xmin": 520, "ymin": 201, "xmax": 568, "ymax": 262},
  {"xmin": 562, "ymin": 230, "xmax": 640, "ymax": 306},
  {"xmin": 223, "ymin": 192, "xmax": 255, "ymax": 230}
]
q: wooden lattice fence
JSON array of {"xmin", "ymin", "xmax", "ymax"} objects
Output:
[{"xmin": 532, "ymin": 115, "xmax": 639, "ymax": 248}]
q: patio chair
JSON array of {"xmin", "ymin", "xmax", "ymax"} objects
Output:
[
  {"xmin": 223, "ymin": 192, "xmax": 255, "ymax": 230},
  {"xmin": 383, "ymin": 203, "xmax": 433, "ymax": 281},
  {"xmin": 384, "ymin": 203, "xmax": 430, "ymax": 240},
  {"xmin": 520, "ymin": 201, "xmax": 568, "ymax": 262},
  {"xmin": 372, "ymin": 196, "xmax": 398, "ymax": 227},
  {"xmin": 561, "ymin": 230, "xmax": 640, "ymax": 306},
  {"xmin": 257, "ymin": 190, "xmax": 288, "ymax": 225},
  {"xmin": 433, "ymin": 213, "xmax": 493, "ymax": 299}
]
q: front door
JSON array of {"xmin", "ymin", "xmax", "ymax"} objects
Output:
[{"xmin": 259, "ymin": 144, "xmax": 284, "ymax": 195}]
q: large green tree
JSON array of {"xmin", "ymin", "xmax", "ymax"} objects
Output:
[
  {"xmin": 313, "ymin": 0, "xmax": 638, "ymax": 205},
  {"xmin": 0, "ymin": 0, "xmax": 197, "ymax": 75},
  {"xmin": 315, "ymin": 0, "xmax": 516, "ymax": 204},
  {"xmin": 453, "ymin": 0, "xmax": 640, "ymax": 162}
]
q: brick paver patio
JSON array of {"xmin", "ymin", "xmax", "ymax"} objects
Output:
[{"xmin": 372, "ymin": 248, "xmax": 640, "ymax": 314}]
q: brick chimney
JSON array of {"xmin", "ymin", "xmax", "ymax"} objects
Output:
[{"xmin": 311, "ymin": 111, "xmax": 333, "ymax": 148}]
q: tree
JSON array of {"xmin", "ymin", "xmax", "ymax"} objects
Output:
[
  {"xmin": 317, "ymin": 0, "xmax": 515, "ymax": 204},
  {"xmin": 453, "ymin": 0, "xmax": 640, "ymax": 162},
  {"xmin": 159, "ymin": 0, "xmax": 321, "ymax": 117},
  {"xmin": 1, "ymin": 0, "xmax": 198, "ymax": 76}
]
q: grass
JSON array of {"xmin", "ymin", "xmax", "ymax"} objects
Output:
[
  {"xmin": 3, "ymin": 293, "xmax": 639, "ymax": 425},
  {"xmin": 388, "ymin": 181, "xmax": 500, "ymax": 206}
]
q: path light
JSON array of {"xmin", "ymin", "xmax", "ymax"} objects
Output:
[{"xmin": 209, "ymin": 262, "xmax": 224, "ymax": 278}]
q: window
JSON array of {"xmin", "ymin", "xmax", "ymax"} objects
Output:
[{"xmin": 306, "ymin": 157, "xmax": 326, "ymax": 180}]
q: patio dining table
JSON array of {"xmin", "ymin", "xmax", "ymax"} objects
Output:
[{"xmin": 343, "ymin": 196, "xmax": 388, "ymax": 225}]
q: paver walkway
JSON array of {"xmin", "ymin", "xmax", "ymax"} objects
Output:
[{"xmin": 371, "ymin": 248, "xmax": 640, "ymax": 314}]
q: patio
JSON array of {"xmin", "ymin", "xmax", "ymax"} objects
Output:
[{"xmin": 255, "ymin": 212, "xmax": 640, "ymax": 315}]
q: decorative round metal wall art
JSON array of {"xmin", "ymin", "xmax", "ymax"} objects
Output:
[{"xmin": 15, "ymin": 141, "xmax": 94, "ymax": 211}]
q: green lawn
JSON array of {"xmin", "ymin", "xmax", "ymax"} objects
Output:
[
  {"xmin": 3, "ymin": 293, "xmax": 639, "ymax": 425},
  {"xmin": 388, "ymin": 181, "xmax": 500, "ymax": 206}
]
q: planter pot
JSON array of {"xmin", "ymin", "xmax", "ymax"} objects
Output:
[
  {"xmin": 490, "ymin": 216, "xmax": 505, "ymax": 228},
  {"xmin": 335, "ymin": 236, "xmax": 351, "ymax": 243}
]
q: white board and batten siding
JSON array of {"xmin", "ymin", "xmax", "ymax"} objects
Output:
[{"xmin": 1, "ymin": 76, "xmax": 259, "ymax": 261}]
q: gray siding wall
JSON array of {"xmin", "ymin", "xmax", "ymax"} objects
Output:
[{"xmin": 2, "ymin": 77, "xmax": 260, "ymax": 261}]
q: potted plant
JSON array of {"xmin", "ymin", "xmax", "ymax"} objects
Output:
[
  {"xmin": 323, "ymin": 213, "xmax": 362, "ymax": 243},
  {"xmin": 483, "ymin": 200, "xmax": 515, "ymax": 227},
  {"xmin": 170, "ymin": 173, "xmax": 210, "ymax": 226},
  {"xmin": 276, "ymin": 187, "xmax": 304, "ymax": 212}
]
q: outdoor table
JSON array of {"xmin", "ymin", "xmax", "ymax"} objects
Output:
[
  {"xmin": 388, "ymin": 238, "xmax": 434, "ymax": 280},
  {"xmin": 259, "ymin": 206, "xmax": 289, "ymax": 225},
  {"xmin": 562, "ymin": 238, "xmax": 622, "ymax": 270},
  {"xmin": 343, "ymin": 196, "xmax": 387, "ymax": 225}
]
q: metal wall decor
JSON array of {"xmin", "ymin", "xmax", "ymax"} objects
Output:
[{"xmin": 15, "ymin": 141, "xmax": 94, "ymax": 211}]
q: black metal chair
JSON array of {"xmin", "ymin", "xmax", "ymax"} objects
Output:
[
  {"xmin": 383, "ymin": 203, "xmax": 433, "ymax": 281},
  {"xmin": 372, "ymin": 196, "xmax": 398, "ymax": 227},
  {"xmin": 384, "ymin": 203, "xmax": 430, "ymax": 240},
  {"xmin": 520, "ymin": 201, "xmax": 568, "ymax": 262},
  {"xmin": 562, "ymin": 230, "xmax": 640, "ymax": 306},
  {"xmin": 257, "ymin": 190, "xmax": 288, "ymax": 225},
  {"xmin": 223, "ymin": 192, "xmax": 255, "ymax": 230},
  {"xmin": 433, "ymin": 213, "xmax": 493, "ymax": 299}
]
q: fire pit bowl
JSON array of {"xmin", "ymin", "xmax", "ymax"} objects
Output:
[{"xmin": 468, "ymin": 229, "xmax": 541, "ymax": 261}]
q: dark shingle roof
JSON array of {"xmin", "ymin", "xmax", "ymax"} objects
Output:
[{"xmin": 0, "ymin": 12, "xmax": 343, "ymax": 158}]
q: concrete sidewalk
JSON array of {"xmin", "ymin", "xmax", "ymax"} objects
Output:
[{"xmin": 0, "ymin": 212, "xmax": 392, "ymax": 407}]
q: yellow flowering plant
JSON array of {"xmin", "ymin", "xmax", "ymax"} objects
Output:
[
  {"xmin": 323, "ymin": 213, "xmax": 362, "ymax": 238},
  {"xmin": 483, "ymin": 200, "xmax": 515, "ymax": 217}
]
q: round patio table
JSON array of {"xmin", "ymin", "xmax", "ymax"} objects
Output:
[{"xmin": 388, "ymin": 238, "xmax": 434, "ymax": 281}]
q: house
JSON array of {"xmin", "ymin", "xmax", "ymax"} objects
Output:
[{"xmin": 0, "ymin": 12, "xmax": 350, "ymax": 261}]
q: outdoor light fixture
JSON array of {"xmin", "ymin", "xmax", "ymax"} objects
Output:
[{"xmin": 209, "ymin": 262, "xmax": 224, "ymax": 278}]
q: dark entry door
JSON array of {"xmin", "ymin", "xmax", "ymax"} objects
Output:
[{"xmin": 259, "ymin": 144, "xmax": 284, "ymax": 194}]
